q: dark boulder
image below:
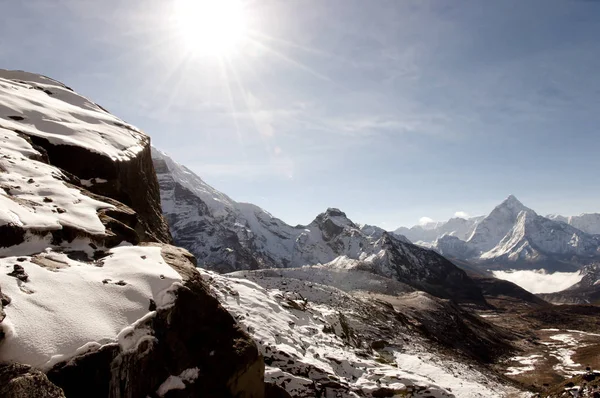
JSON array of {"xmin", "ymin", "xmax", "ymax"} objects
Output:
[
  {"xmin": 0, "ymin": 363, "xmax": 66, "ymax": 398},
  {"xmin": 264, "ymin": 382, "xmax": 293, "ymax": 398}
]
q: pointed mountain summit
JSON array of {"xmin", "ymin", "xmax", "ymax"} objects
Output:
[{"xmin": 466, "ymin": 195, "xmax": 536, "ymax": 252}]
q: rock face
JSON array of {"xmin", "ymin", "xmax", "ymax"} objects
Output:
[
  {"xmin": 153, "ymin": 149, "xmax": 486, "ymax": 304},
  {"xmin": 0, "ymin": 70, "xmax": 263, "ymax": 398},
  {"xmin": 45, "ymin": 244, "xmax": 264, "ymax": 398}
]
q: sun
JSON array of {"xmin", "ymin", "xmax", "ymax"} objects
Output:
[{"xmin": 173, "ymin": 0, "xmax": 247, "ymax": 57}]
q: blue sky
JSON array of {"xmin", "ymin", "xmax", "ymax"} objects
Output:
[{"xmin": 2, "ymin": 0, "xmax": 599, "ymax": 228}]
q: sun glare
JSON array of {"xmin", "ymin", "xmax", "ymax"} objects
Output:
[{"xmin": 174, "ymin": 0, "xmax": 247, "ymax": 57}]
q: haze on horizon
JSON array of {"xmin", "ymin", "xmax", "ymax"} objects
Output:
[{"xmin": 2, "ymin": 0, "xmax": 599, "ymax": 228}]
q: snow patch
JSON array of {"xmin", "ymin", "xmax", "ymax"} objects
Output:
[
  {"xmin": 0, "ymin": 246, "xmax": 182, "ymax": 369},
  {"xmin": 156, "ymin": 367, "xmax": 200, "ymax": 397}
]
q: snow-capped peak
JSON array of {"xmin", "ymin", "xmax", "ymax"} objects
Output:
[
  {"xmin": 466, "ymin": 196, "xmax": 536, "ymax": 252},
  {"xmin": 497, "ymin": 195, "xmax": 531, "ymax": 213}
]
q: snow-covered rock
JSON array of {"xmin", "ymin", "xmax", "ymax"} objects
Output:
[
  {"xmin": 0, "ymin": 245, "xmax": 181, "ymax": 369},
  {"xmin": 480, "ymin": 211, "xmax": 600, "ymax": 264},
  {"xmin": 467, "ymin": 195, "xmax": 536, "ymax": 253},
  {"xmin": 153, "ymin": 149, "xmax": 485, "ymax": 304},
  {"xmin": 0, "ymin": 69, "xmax": 170, "ymax": 245},
  {"xmin": 0, "ymin": 70, "xmax": 263, "ymax": 398}
]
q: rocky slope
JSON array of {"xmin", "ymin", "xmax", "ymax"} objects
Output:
[
  {"xmin": 0, "ymin": 70, "xmax": 264, "ymax": 398},
  {"xmin": 153, "ymin": 149, "xmax": 485, "ymax": 304},
  {"xmin": 204, "ymin": 268, "xmax": 525, "ymax": 398}
]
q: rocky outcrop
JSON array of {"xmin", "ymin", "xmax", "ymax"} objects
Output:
[
  {"xmin": 45, "ymin": 244, "xmax": 264, "ymax": 398},
  {"xmin": 0, "ymin": 70, "xmax": 170, "ymax": 249},
  {"xmin": 0, "ymin": 363, "xmax": 66, "ymax": 398},
  {"xmin": 27, "ymin": 137, "xmax": 171, "ymax": 244},
  {"xmin": 0, "ymin": 70, "xmax": 263, "ymax": 398}
]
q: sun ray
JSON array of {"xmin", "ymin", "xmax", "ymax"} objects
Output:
[
  {"xmin": 246, "ymin": 37, "xmax": 334, "ymax": 84},
  {"xmin": 250, "ymin": 31, "xmax": 344, "ymax": 62},
  {"xmin": 224, "ymin": 58, "xmax": 271, "ymax": 149},
  {"xmin": 219, "ymin": 58, "xmax": 246, "ymax": 150}
]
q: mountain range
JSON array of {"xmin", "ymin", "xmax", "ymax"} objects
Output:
[
  {"xmin": 396, "ymin": 196, "xmax": 600, "ymax": 272},
  {"xmin": 152, "ymin": 148, "xmax": 484, "ymax": 304}
]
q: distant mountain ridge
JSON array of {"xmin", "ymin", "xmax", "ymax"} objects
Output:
[
  {"xmin": 152, "ymin": 148, "xmax": 485, "ymax": 304},
  {"xmin": 547, "ymin": 213, "xmax": 600, "ymax": 235},
  {"xmin": 397, "ymin": 196, "xmax": 600, "ymax": 271},
  {"xmin": 395, "ymin": 215, "xmax": 484, "ymax": 243}
]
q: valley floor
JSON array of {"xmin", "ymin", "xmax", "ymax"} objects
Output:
[{"xmin": 476, "ymin": 303, "xmax": 600, "ymax": 397}]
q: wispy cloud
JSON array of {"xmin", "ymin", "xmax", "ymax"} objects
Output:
[
  {"xmin": 454, "ymin": 211, "xmax": 470, "ymax": 218},
  {"xmin": 418, "ymin": 217, "xmax": 434, "ymax": 225}
]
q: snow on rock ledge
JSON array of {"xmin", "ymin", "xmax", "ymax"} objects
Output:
[
  {"xmin": 0, "ymin": 71, "xmax": 263, "ymax": 397},
  {"xmin": 0, "ymin": 245, "xmax": 182, "ymax": 369},
  {"xmin": 0, "ymin": 127, "xmax": 113, "ymax": 255},
  {"xmin": 0, "ymin": 69, "xmax": 171, "ymax": 244},
  {"xmin": 0, "ymin": 70, "xmax": 145, "ymax": 161}
]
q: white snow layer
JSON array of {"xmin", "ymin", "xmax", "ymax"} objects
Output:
[
  {"xmin": 156, "ymin": 367, "xmax": 200, "ymax": 397},
  {"xmin": 0, "ymin": 127, "xmax": 111, "ymax": 237},
  {"xmin": 0, "ymin": 246, "xmax": 182, "ymax": 369},
  {"xmin": 0, "ymin": 69, "xmax": 146, "ymax": 161}
]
